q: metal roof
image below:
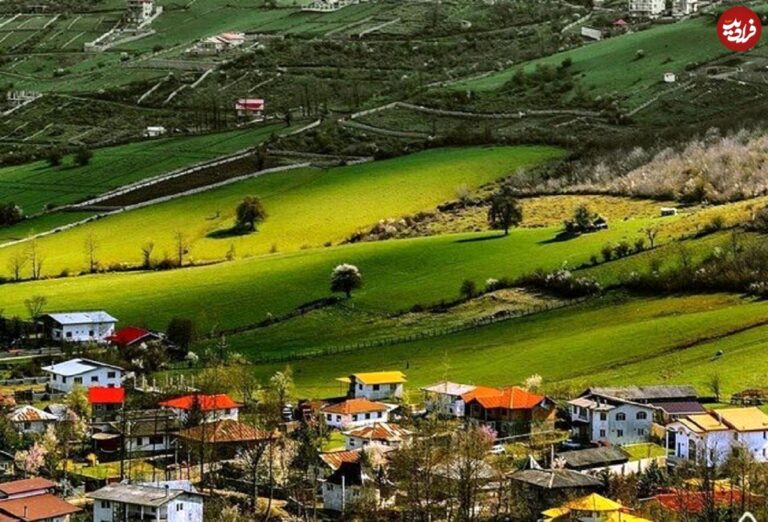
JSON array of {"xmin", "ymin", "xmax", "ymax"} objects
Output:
[
  {"xmin": 44, "ymin": 311, "xmax": 118, "ymax": 325},
  {"xmin": 420, "ymin": 381, "xmax": 476, "ymax": 396},
  {"xmin": 42, "ymin": 358, "xmax": 123, "ymax": 376},
  {"xmin": 556, "ymin": 447, "xmax": 629, "ymax": 469},
  {"xmin": 510, "ymin": 468, "xmax": 602, "ymax": 489},
  {"xmin": 88, "ymin": 483, "xmax": 200, "ymax": 507},
  {"xmin": 587, "ymin": 385, "xmax": 698, "ymax": 401}
]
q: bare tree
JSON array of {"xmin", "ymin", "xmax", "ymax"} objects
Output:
[
  {"xmin": 24, "ymin": 295, "xmax": 47, "ymax": 321},
  {"xmin": 644, "ymin": 226, "xmax": 659, "ymax": 248},
  {"xmin": 174, "ymin": 232, "xmax": 189, "ymax": 267},
  {"xmin": 26, "ymin": 239, "xmax": 44, "ymax": 280},
  {"xmin": 84, "ymin": 235, "xmax": 99, "ymax": 273},
  {"xmin": 707, "ymin": 374, "xmax": 722, "ymax": 402},
  {"xmin": 6, "ymin": 251, "xmax": 27, "ymax": 281},
  {"xmin": 141, "ymin": 242, "xmax": 155, "ymax": 269}
]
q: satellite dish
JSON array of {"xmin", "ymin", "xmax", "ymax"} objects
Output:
[{"xmin": 738, "ymin": 513, "xmax": 757, "ymax": 522}]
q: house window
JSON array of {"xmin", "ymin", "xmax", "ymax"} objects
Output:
[
  {"xmin": 336, "ymin": 415, "xmax": 341, "ymax": 422},
  {"xmin": 91, "ymin": 376, "xmax": 98, "ymax": 383},
  {"xmin": 176, "ymin": 503, "xmax": 184, "ymax": 511},
  {"xmin": 89, "ymin": 330, "xmax": 94, "ymax": 336},
  {"xmin": 62, "ymin": 377, "xmax": 68, "ymax": 383},
  {"xmin": 599, "ymin": 429, "xmax": 606, "ymax": 438},
  {"xmin": 637, "ymin": 428, "xmax": 645, "ymax": 436},
  {"xmin": 327, "ymin": 484, "xmax": 334, "ymax": 491},
  {"xmin": 365, "ymin": 413, "xmax": 371, "ymax": 420},
  {"xmin": 636, "ymin": 411, "xmax": 647, "ymax": 420},
  {"xmin": 149, "ymin": 435, "xmax": 164, "ymax": 445},
  {"xmin": 617, "ymin": 429, "xmax": 624, "ymax": 437},
  {"xmin": 615, "ymin": 413, "xmax": 626, "ymax": 421},
  {"xmin": 373, "ymin": 384, "xmax": 380, "ymax": 391},
  {"xmin": 358, "ymin": 384, "xmax": 363, "ymax": 390},
  {"xmin": 66, "ymin": 332, "xmax": 72, "ymax": 338},
  {"xmin": 23, "ymin": 422, "xmax": 30, "ymax": 430},
  {"xmin": 326, "ymin": 414, "xmax": 332, "ymax": 422},
  {"xmin": 101, "ymin": 501, "xmax": 110, "ymax": 509},
  {"xmin": 74, "ymin": 377, "xmax": 82, "ymax": 384},
  {"xmin": 599, "ymin": 412, "xmax": 607, "ymax": 421},
  {"xmin": 107, "ymin": 372, "xmax": 116, "ymax": 379},
  {"xmin": 352, "ymin": 415, "xmax": 358, "ymax": 421}
]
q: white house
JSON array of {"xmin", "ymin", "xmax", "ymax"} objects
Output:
[
  {"xmin": 126, "ymin": 0, "xmax": 155, "ymax": 24},
  {"xmin": 339, "ymin": 371, "xmax": 406, "ymax": 401},
  {"xmin": 8, "ymin": 406, "xmax": 57, "ymax": 434},
  {"xmin": 321, "ymin": 461, "xmax": 393, "ymax": 512},
  {"xmin": 89, "ymin": 481, "xmax": 203, "ymax": 522},
  {"xmin": 41, "ymin": 312, "xmax": 117, "ymax": 343},
  {"xmin": 568, "ymin": 393, "xmax": 655, "ymax": 446},
  {"xmin": 667, "ymin": 407, "xmax": 768, "ymax": 466},
  {"xmin": 144, "ymin": 126, "xmax": 166, "ymax": 138},
  {"xmin": 673, "ymin": 0, "xmax": 697, "ymax": 16},
  {"xmin": 628, "ymin": 0, "xmax": 664, "ymax": 17},
  {"xmin": 158, "ymin": 394, "xmax": 241, "ymax": 424},
  {"xmin": 343, "ymin": 423, "xmax": 410, "ymax": 450},
  {"xmin": 421, "ymin": 381, "xmax": 476, "ymax": 417},
  {"xmin": 42, "ymin": 359, "xmax": 124, "ymax": 393},
  {"xmin": 663, "ymin": 72, "xmax": 677, "ymax": 83},
  {"xmin": 321, "ymin": 398, "xmax": 389, "ymax": 429}
]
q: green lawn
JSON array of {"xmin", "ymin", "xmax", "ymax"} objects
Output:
[
  {"xmin": 0, "ymin": 124, "xmax": 285, "ymax": 213},
  {"xmin": 0, "ymin": 145, "xmax": 563, "ymax": 275},
  {"xmin": 453, "ymin": 16, "xmax": 733, "ymax": 107},
  {"xmin": 233, "ymin": 292, "xmax": 768, "ymax": 398}
]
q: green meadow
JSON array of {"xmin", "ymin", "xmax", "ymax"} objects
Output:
[
  {"xmin": 235, "ymin": 293, "xmax": 768, "ymax": 398},
  {"xmin": 454, "ymin": 16, "xmax": 731, "ymax": 107},
  {"xmin": 0, "ymin": 146, "xmax": 563, "ymax": 275},
  {"xmin": 0, "ymin": 124, "xmax": 285, "ymax": 213}
]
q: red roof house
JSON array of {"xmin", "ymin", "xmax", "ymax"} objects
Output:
[
  {"xmin": 461, "ymin": 386, "xmax": 556, "ymax": 436},
  {"xmin": 106, "ymin": 326, "xmax": 158, "ymax": 348},
  {"xmin": 88, "ymin": 387, "xmax": 125, "ymax": 405},
  {"xmin": 648, "ymin": 488, "xmax": 756, "ymax": 514},
  {"xmin": 0, "ymin": 478, "xmax": 55, "ymax": 500},
  {"xmin": 0, "ymin": 494, "xmax": 80, "ymax": 522},
  {"xmin": 235, "ymin": 98, "xmax": 265, "ymax": 114},
  {"xmin": 159, "ymin": 394, "xmax": 242, "ymax": 422}
]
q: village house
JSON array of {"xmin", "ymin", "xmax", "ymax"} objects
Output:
[
  {"xmin": 88, "ymin": 386, "xmax": 125, "ymax": 423},
  {"xmin": 321, "ymin": 398, "xmax": 389, "ymax": 429},
  {"xmin": 235, "ymin": 99, "xmax": 265, "ymax": 119},
  {"xmin": 159, "ymin": 393, "xmax": 241, "ymax": 424},
  {"xmin": 41, "ymin": 311, "xmax": 117, "ymax": 343},
  {"xmin": 8, "ymin": 405, "xmax": 57, "ymax": 434},
  {"xmin": 321, "ymin": 461, "xmax": 393, "ymax": 512},
  {"xmin": 0, "ymin": 477, "xmax": 80, "ymax": 522},
  {"xmin": 106, "ymin": 326, "xmax": 160, "ymax": 349},
  {"xmin": 667, "ymin": 407, "xmax": 768, "ymax": 466},
  {"xmin": 343, "ymin": 422, "xmax": 410, "ymax": 450},
  {"xmin": 556, "ymin": 444, "xmax": 666, "ymax": 476},
  {"xmin": 672, "ymin": 0, "xmax": 698, "ymax": 16},
  {"xmin": 421, "ymin": 381, "xmax": 476, "ymax": 417},
  {"xmin": 339, "ymin": 371, "xmax": 406, "ymax": 401},
  {"xmin": 144, "ymin": 126, "xmax": 166, "ymax": 138},
  {"xmin": 125, "ymin": 0, "xmax": 155, "ymax": 24},
  {"xmin": 568, "ymin": 395, "xmax": 654, "ymax": 446},
  {"xmin": 93, "ymin": 409, "xmax": 179, "ymax": 455},
  {"xmin": 43, "ymin": 403, "xmax": 77, "ymax": 423},
  {"xmin": 196, "ymin": 32, "xmax": 245, "ymax": 54},
  {"xmin": 509, "ymin": 459, "xmax": 603, "ymax": 512},
  {"xmin": 177, "ymin": 419, "xmax": 277, "ymax": 463},
  {"xmin": 89, "ymin": 481, "xmax": 204, "ymax": 522},
  {"xmin": 462, "ymin": 386, "xmax": 556, "ymax": 436},
  {"xmin": 42, "ymin": 358, "xmax": 124, "ymax": 393},
  {"xmin": 628, "ymin": 0, "xmax": 665, "ymax": 17}
]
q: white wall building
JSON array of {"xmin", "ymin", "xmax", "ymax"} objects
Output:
[
  {"xmin": 568, "ymin": 394, "xmax": 655, "ymax": 446},
  {"xmin": 41, "ymin": 312, "xmax": 117, "ymax": 343},
  {"xmin": 321, "ymin": 399, "xmax": 389, "ymax": 429},
  {"xmin": 343, "ymin": 423, "xmax": 410, "ymax": 450},
  {"xmin": 340, "ymin": 371, "xmax": 406, "ymax": 401},
  {"xmin": 89, "ymin": 482, "xmax": 203, "ymax": 522},
  {"xmin": 673, "ymin": 0, "xmax": 698, "ymax": 16},
  {"xmin": 421, "ymin": 381, "xmax": 476, "ymax": 417},
  {"xmin": 322, "ymin": 461, "xmax": 392, "ymax": 512},
  {"xmin": 628, "ymin": 0, "xmax": 665, "ymax": 17},
  {"xmin": 42, "ymin": 358, "xmax": 124, "ymax": 393},
  {"xmin": 667, "ymin": 407, "xmax": 768, "ymax": 466},
  {"xmin": 158, "ymin": 394, "xmax": 241, "ymax": 424}
]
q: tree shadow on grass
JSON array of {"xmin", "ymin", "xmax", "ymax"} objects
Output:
[
  {"xmin": 206, "ymin": 226, "xmax": 254, "ymax": 239},
  {"xmin": 454, "ymin": 234, "xmax": 507, "ymax": 244},
  {"xmin": 538, "ymin": 232, "xmax": 578, "ymax": 245}
]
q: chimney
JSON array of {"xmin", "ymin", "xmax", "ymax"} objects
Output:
[{"xmin": 165, "ymin": 484, "xmax": 170, "ymax": 498}]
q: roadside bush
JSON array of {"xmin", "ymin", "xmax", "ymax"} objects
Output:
[{"xmin": 517, "ymin": 268, "xmax": 601, "ymax": 298}]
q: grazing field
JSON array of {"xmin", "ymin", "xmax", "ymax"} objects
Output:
[
  {"xmin": 453, "ymin": 16, "xmax": 731, "ymax": 107},
  {"xmin": 0, "ymin": 220, "xmax": 655, "ymax": 332},
  {"xmin": 0, "ymin": 145, "xmax": 564, "ymax": 274},
  {"xmin": 0, "ymin": 124, "xmax": 285, "ymax": 213},
  {"xmin": 234, "ymin": 292, "xmax": 768, "ymax": 398}
]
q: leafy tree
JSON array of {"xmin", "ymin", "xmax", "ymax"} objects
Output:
[
  {"xmin": 235, "ymin": 196, "xmax": 267, "ymax": 231},
  {"xmin": 167, "ymin": 317, "xmax": 195, "ymax": 351},
  {"xmin": 487, "ymin": 187, "xmax": 523, "ymax": 235},
  {"xmin": 66, "ymin": 384, "xmax": 92, "ymax": 419},
  {"xmin": 0, "ymin": 203, "xmax": 23, "ymax": 226},
  {"xmin": 572, "ymin": 204, "xmax": 594, "ymax": 232},
  {"xmin": 46, "ymin": 148, "xmax": 63, "ymax": 167},
  {"xmin": 330, "ymin": 263, "xmax": 363, "ymax": 298},
  {"xmin": 24, "ymin": 295, "xmax": 47, "ymax": 321},
  {"xmin": 460, "ymin": 279, "xmax": 477, "ymax": 299},
  {"xmin": 74, "ymin": 146, "xmax": 92, "ymax": 166}
]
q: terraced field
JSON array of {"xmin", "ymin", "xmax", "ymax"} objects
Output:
[
  {"xmin": 0, "ymin": 123, "xmax": 285, "ymax": 212},
  {"xmin": 0, "ymin": 145, "xmax": 564, "ymax": 274}
]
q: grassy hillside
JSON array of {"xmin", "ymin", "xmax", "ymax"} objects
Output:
[
  {"xmin": 0, "ymin": 146, "xmax": 563, "ymax": 275},
  {"xmin": 453, "ymin": 16, "xmax": 731, "ymax": 107},
  {"xmin": 232, "ymin": 293, "xmax": 768, "ymax": 398},
  {"xmin": 0, "ymin": 220, "xmax": 655, "ymax": 331},
  {"xmin": 0, "ymin": 124, "xmax": 285, "ymax": 213}
]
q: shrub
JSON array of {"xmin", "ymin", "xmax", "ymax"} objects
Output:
[
  {"xmin": 460, "ymin": 279, "xmax": 477, "ymax": 299},
  {"xmin": 517, "ymin": 268, "xmax": 601, "ymax": 298}
]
